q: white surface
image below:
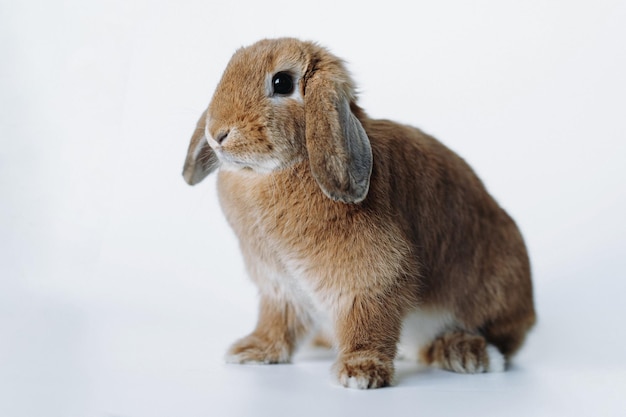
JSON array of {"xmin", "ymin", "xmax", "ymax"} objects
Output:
[{"xmin": 2, "ymin": 1, "xmax": 626, "ymax": 416}]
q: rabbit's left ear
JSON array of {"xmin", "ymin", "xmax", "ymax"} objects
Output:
[
  {"xmin": 304, "ymin": 68, "xmax": 372, "ymax": 204},
  {"xmin": 183, "ymin": 108, "xmax": 220, "ymax": 185}
]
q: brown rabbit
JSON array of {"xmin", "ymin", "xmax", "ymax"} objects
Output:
[{"xmin": 182, "ymin": 38, "xmax": 535, "ymax": 389}]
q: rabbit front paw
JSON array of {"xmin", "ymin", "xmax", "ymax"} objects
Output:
[
  {"xmin": 334, "ymin": 353, "xmax": 394, "ymax": 389},
  {"xmin": 225, "ymin": 334, "xmax": 291, "ymax": 364}
]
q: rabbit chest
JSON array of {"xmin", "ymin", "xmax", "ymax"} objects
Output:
[{"xmin": 216, "ymin": 164, "xmax": 417, "ymax": 314}]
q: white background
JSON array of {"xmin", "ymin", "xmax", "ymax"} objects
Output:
[{"xmin": 2, "ymin": 1, "xmax": 626, "ymax": 416}]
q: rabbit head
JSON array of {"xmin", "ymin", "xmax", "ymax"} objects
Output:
[{"xmin": 182, "ymin": 38, "xmax": 372, "ymax": 203}]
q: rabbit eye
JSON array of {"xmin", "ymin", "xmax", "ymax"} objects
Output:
[{"xmin": 272, "ymin": 72, "xmax": 294, "ymax": 96}]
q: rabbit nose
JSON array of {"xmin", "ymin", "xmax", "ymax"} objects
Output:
[{"xmin": 215, "ymin": 130, "xmax": 229, "ymax": 144}]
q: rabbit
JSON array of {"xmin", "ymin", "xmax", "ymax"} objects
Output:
[{"xmin": 182, "ymin": 38, "xmax": 535, "ymax": 389}]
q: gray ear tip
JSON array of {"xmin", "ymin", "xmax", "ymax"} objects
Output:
[
  {"xmin": 324, "ymin": 182, "xmax": 370, "ymax": 204},
  {"xmin": 182, "ymin": 169, "xmax": 201, "ymax": 186},
  {"xmin": 182, "ymin": 176, "xmax": 195, "ymax": 186},
  {"xmin": 330, "ymin": 194, "xmax": 367, "ymax": 205},
  {"xmin": 349, "ymin": 185, "xmax": 370, "ymax": 204}
]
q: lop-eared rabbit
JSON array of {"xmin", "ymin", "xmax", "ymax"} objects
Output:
[{"xmin": 183, "ymin": 38, "xmax": 535, "ymax": 389}]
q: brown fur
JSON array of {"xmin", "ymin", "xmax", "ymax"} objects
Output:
[{"xmin": 183, "ymin": 38, "xmax": 535, "ymax": 388}]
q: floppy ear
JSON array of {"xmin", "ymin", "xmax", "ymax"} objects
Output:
[
  {"xmin": 182, "ymin": 109, "xmax": 219, "ymax": 185},
  {"xmin": 304, "ymin": 70, "xmax": 372, "ymax": 204}
]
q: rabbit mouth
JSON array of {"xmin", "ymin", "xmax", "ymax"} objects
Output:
[{"xmin": 216, "ymin": 150, "xmax": 283, "ymax": 173}]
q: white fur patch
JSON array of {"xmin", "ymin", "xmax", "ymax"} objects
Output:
[
  {"xmin": 255, "ymin": 256, "xmax": 313, "ymax": 308},
  {"xmin": 486, "ymin": 344, "xmax": 506, "ymax": 372},
  {"xmin": 342, "ymin": 375, "xmax": 370, "ymax": 390},
  {"xmin": 215, "ymin": 151, "xmax": 283, "ymax": 174},
  {"xmin": 249, "ymin": 253, "xmax": 332, "ymax": 345},
  {"xmin": 280, "ymin": 256, "xmax": 335, "ymax": 334},
  {"xmin": 398, "ymin": 308, "xmax": 456, "ymax": 361}
]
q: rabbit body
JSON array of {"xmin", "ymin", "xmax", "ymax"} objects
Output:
[{"xmin": 183, "ymin": 38, "xmax": 535, "ymax": 389}]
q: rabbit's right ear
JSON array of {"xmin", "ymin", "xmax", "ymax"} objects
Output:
[{"xmin": 182, "ymin": 109, "xmax": 219, "ymax": 185}]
